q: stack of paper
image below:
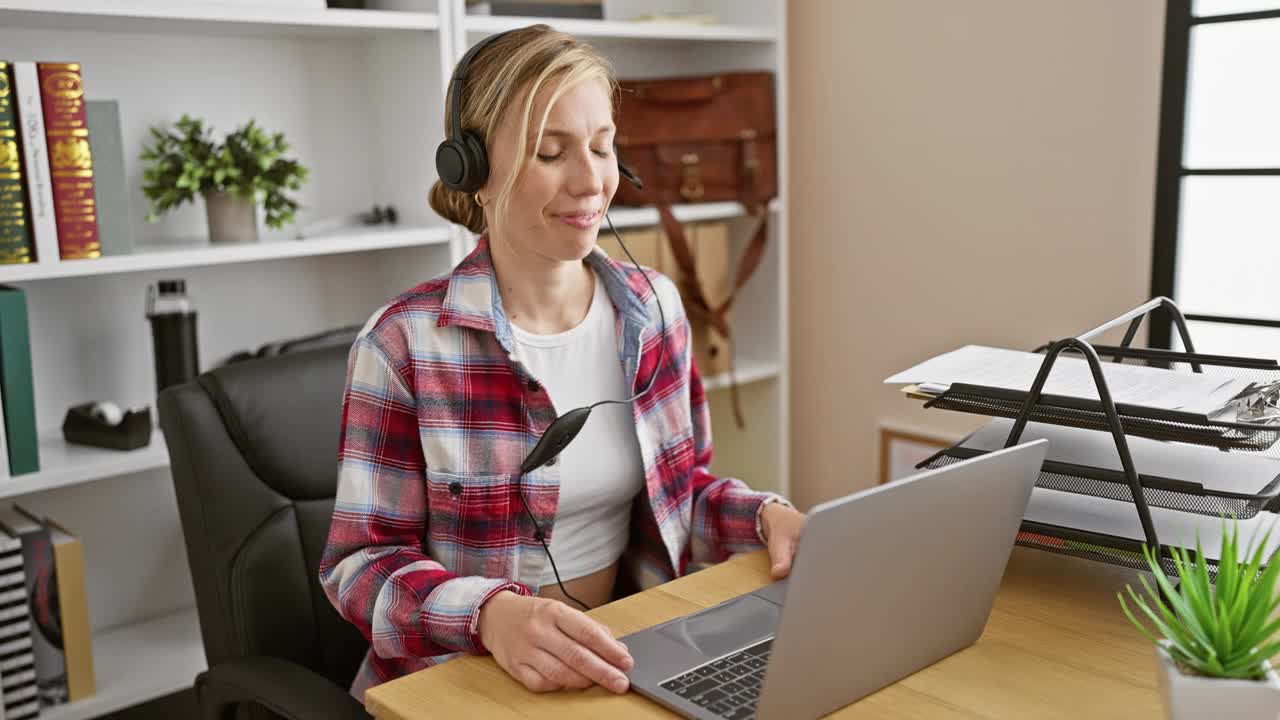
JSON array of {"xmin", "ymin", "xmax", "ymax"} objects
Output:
[
  {"xmin": 965, "ymin": 418, "xmax": 1280, "ymax": 496},
  {"xmin": 1024, "ymin": 489, "xmax": 1280, "ymax": 565},
  {"xmin": 885, "ymin": 345, "xmax": 1251, "ymax": 419},
  {"xmin": 952, "ymin": 418, "xmax": 1280, "ymax": 563}
]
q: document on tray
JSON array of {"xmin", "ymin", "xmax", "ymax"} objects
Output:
[
  {"xmin": 965, "ymin": 418, "xmax": 1280, "ymax": 496},
  {"xmin": 1024, "ymin": 488, "xmax": 1280, "ymax": 564},
  {"xmin": 884, "ymin": 345, "xmax": 1250, "ymax": 419}
]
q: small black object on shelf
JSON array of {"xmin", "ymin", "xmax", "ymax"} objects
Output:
[
  {"xmin": 359, "ymin": 204, "xmax": 398, "ymax": 226},
  {"xmin": 62, "ymin": 403, "xmax": 152, "ymax": 451}
]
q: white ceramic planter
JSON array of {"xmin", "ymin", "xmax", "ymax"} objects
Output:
[
  {"xmin": 203, "ymin": 190, "xmax": 259, "ymax": 244},
  {"xmin": 1156, "ymin": 642, "xmax": 1280, "ymax": 720}
]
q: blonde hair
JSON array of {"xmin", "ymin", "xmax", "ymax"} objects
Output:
[{"xmin": 429, "ymin": 25, "xmax": 617, "ymax": 235}]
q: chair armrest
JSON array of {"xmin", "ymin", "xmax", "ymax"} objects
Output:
[{"xmin": 196, "ymin": 656, "xmax": 369, "ymax": 720}]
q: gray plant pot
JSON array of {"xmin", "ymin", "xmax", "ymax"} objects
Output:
[
  {"xmin": 203, "ymin": 189, "xmax": 259, "ymax": 244},
  {"xmin": 1156, "ymin": 642, "xmax": 1280, "ymax": 719}
]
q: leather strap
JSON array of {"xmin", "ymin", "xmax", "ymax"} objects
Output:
[{"xmin": 657, "ymin": 205, "xmax": 769, "ymax": 429}]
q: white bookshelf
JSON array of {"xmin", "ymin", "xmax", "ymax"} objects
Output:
[
  {"xmin": 701, "ymin": 356, "xmax": 779, "ymax": 392},
  {"xmin": 607, "ymin": 198, "xmax": 780, "ymax": 230},
  {"xmin": 42, "ymin": 608, "xmax": 205, "ymax": 720},
  {"xmin": 0, "ymin": 431, "xmax": 169, "ymax": 500},
  {"xmin": 0, "ymin": 225, "xmax": 451, "ymax": 283},
  {"xmin": 462, "ymin": 14, "xmax": 775, "ymax": 41},
  {"xmin": 0, "ymin": 0, "xmax": 789, "ymax": 715},
  {"xmin": 0, "ymin": 2, "xmax": 439, "ymax": 36},
  {"xmin": 5, "ymin": 350, "xmax": 776, "ymax": 500}
]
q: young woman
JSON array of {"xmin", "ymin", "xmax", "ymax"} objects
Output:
[{"xmin": 319, "ymin": 24, "xmax": 806, "ymax": 701}]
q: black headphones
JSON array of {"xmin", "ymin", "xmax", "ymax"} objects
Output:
[
  {"xmin": 435, "ymin": 30, "xmax": 644, "ymax": 194},
  {"xmin": 437, "ymin": 31, "xmax": 660, "ymax": 613}
]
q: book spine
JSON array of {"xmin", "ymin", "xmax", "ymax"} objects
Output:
[
  {"xmin": 0, "ymin": 64, "xmax": 32, "ymax": 267},
  {"xmin": 12, "ymin": 525, "xmax": 62, "ymax": 708},
  {"xmin": 36, "ymin": 63, "xmax": 98, "ymax": 261},
  {"xmin": 83, "ymin": 101, "xmax": 131, "ymax": 257},
  {"xmin": 0, "ymin": 289, "xmax": 37, "ymax": 477},
  {"xmin": 48, "ymin": 531, "xmax": 90, "ymax": 702},
  {"xmin": 0, "ymin": 535, "xmax": 36, "ymax": 719},
  {"xmin": 9, "ymin": 64, "xmax": 55, "ymax": 267}
]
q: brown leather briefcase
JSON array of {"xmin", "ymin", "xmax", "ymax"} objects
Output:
[{"xmin": 614, "ymin": 71, "xmax": 778, "ymax": 428}]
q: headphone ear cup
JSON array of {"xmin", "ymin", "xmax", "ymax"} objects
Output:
[
  {"xmin": 461, "ymin": 131, "xmax": 489, "ymax": 193},
  {"xmin": 435, "ymin": 138, "xmax": 471, "ymax": 192}
]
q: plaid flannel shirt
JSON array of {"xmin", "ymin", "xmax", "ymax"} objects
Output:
[{"xmin": 319, "ymin": 237, "xmax": 790, "ymax": 700}]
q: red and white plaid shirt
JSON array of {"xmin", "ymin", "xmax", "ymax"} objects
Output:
[{"xmin": 319, "ymin": 237, "xmax": 789, "ymax": 700}]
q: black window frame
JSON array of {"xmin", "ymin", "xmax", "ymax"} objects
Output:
[{"xmin": 1150, "ymin": 0, "xmax": 1280, "ymax": 348}]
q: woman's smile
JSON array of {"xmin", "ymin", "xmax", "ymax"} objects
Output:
[{"xmin": 553, "ymin": 207, "xmax": 602, "ymax": 229}]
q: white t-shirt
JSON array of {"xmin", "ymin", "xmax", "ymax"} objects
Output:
[{"xmin": 510, "ymin": 270, "xmax": 646, "ymax": 586}]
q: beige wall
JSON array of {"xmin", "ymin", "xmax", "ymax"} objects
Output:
[{"xmin": 787, "ymin": 0, "xmax": 1167, "ymax": 510}]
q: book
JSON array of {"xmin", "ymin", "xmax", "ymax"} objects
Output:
[
  {"xmin": 10, "ymin": 63, "xmax": 56, "ymax": 267},
  {"xmin": 468, "ymin": 1, "xmax": 604, "ymax": 18},
  {"xmin": 0, "ymin": 508, "xmax": 62, "ymax": 709},
  {"xmin": 0, "ymin": 287, "xmax": 36, "ymax": 476},
  {"xmin": 84, "ymin": 101, "xmax": 131, "ymax": 257},
  {"xmin": 18, "ymin": 510, "xmax": 91, "ymax": 703},
  {"xmin": 36, "ymin": 63, "xmax": 99, "ymax": 261},
  {"xmin": 0, "ymin": 63, "xmax": 33, "ymax": 267},
  {"xmin": 0, "ymin": 526, "xmax": 38, "ymax": 719}
]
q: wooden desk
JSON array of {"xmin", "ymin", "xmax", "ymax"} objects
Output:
[{"xmin": 366, "ymin": 548, "xmax": 1163, "ymax": 719}]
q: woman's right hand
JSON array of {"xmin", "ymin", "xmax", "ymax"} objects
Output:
[{"xmin": 478, "ymin": 590, "xmax": 635, "ymax": 694}]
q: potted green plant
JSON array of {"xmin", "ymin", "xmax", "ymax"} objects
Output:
[
  {"xmin": 1119, "ymin": 520, "xmax": 1280, "ymax": 720},
  {"xmin": 140, "ymin": 115, "xmax": 308, "ymax": 243}
]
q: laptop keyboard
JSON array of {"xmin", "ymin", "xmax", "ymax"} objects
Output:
[{"xmin": 657, "ymin": 637, "xmax": 772, "ymax": 719}]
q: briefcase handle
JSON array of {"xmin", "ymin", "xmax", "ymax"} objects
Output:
[{"xmin": 630, "ymin": 75, "xmax": 727, "ymax": 104}]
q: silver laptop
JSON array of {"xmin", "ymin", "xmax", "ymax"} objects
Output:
[{"xmin": 622, "ymin": 439, "xmax": 1048, "ymax": 720}]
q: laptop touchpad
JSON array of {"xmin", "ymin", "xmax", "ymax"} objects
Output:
[{"xmin": 656, "ymin": 595, "xmax": 780, "ymax": 659}]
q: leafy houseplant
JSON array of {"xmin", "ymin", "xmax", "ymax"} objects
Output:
[
  {"xmin": 1119, "ymin": 520, "xmax": 1280, "ymax": 719},
  {"xmin": 140, "ymin": 115, "xmax": 308, "ymax": 243}
]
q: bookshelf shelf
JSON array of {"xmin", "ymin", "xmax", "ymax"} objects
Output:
[
  {"xmin": 608, "ymin": 198, "xmax": 781, "ymax": 229},
  {"xmin": 0, "ymin": 431, "xmax": 168, "ymax": 501},
  {"xmin": 463, "ymin": 14, "xmax": 777, "ymax": 42},
  {"xmin": 42, "ymin": 607, "xmax": 204, "ymax": 720},
  {"xmin": 0, "ymin": 352, "xmax": 772, "ymax": 498},
  {"xmin": 703, "ymin": 357, "xmax": 780, "ymax": 392},
  {"xmin": 0, "ymin": 2, "xmax": 439, "ymax": 36},
  {"xmin": 0, "ymin": 225, "xmax": 452, "ymax": 283}
]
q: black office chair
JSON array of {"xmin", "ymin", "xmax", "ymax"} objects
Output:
[{"xmin": 158, "ymin": 344, "xmax": 371, "ymax": 720}]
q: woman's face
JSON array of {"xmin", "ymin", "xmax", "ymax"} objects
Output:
[{"xmin": 483, "ymin": 76, "xmax": 619, "ymax": 263}]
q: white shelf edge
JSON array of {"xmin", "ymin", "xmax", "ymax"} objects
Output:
[
  {"xmin": 2, "ymin": 352, "xmax": 775, "ymax": 496},
  {"xmin": 0, "ymin": 1, "xmax": 439, "ymax": 33},
  {"xmin": 42, "ymin": 607, "xmax": 205, "ymax": 720},
  {"xmin": 464, "ymin": 14, "xmax": 777, "ymax": 42},
  {"xmin": 0, "ymin": 225, "xmax": 452, "ymax": 283},
  {"xmin": 0, "ymin": 430, "xmax": 169, "ymax": 500},
  {"xmin": 703, "ymin": 358, "xmax": 780, "ymax": 392},
  {"xmin": 608, "ymin": 198, "xmax": 781, "ymax": 230}
]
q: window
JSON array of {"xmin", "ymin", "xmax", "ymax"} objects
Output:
[{"xmin": 1150, "ymin": 0, "xmax": 1280, "ymax": 355}]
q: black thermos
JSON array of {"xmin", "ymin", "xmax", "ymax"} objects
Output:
[{"xmin": 146, "ymin": 279, "xmax": 200, "ymax": 393}]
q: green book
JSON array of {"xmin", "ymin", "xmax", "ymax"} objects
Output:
[
  {"xmin": 0, "ymin": 62, "xmax": 34, "ymax": 266},
  {"xmin": 85, "ymin": 101, "xmax": 132, "ymax": 257},
  {"xmin": 0, "ymin": 287, "xmax": 37, "ymax": 475}
]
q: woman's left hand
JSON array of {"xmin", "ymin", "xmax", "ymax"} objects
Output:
[{"xmin": 760, "ymin": 502, "xmax": 807, "ymax": 579}]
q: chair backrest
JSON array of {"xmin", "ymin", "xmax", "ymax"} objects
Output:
[{"xmin": 158, "ymin": 344, "xmax": 367, "ymax": 690}]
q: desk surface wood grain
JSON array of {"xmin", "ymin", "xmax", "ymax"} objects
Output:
[{"xmin": 365, "ymin": 548, "xmax": 1162, "ymax": 719}]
